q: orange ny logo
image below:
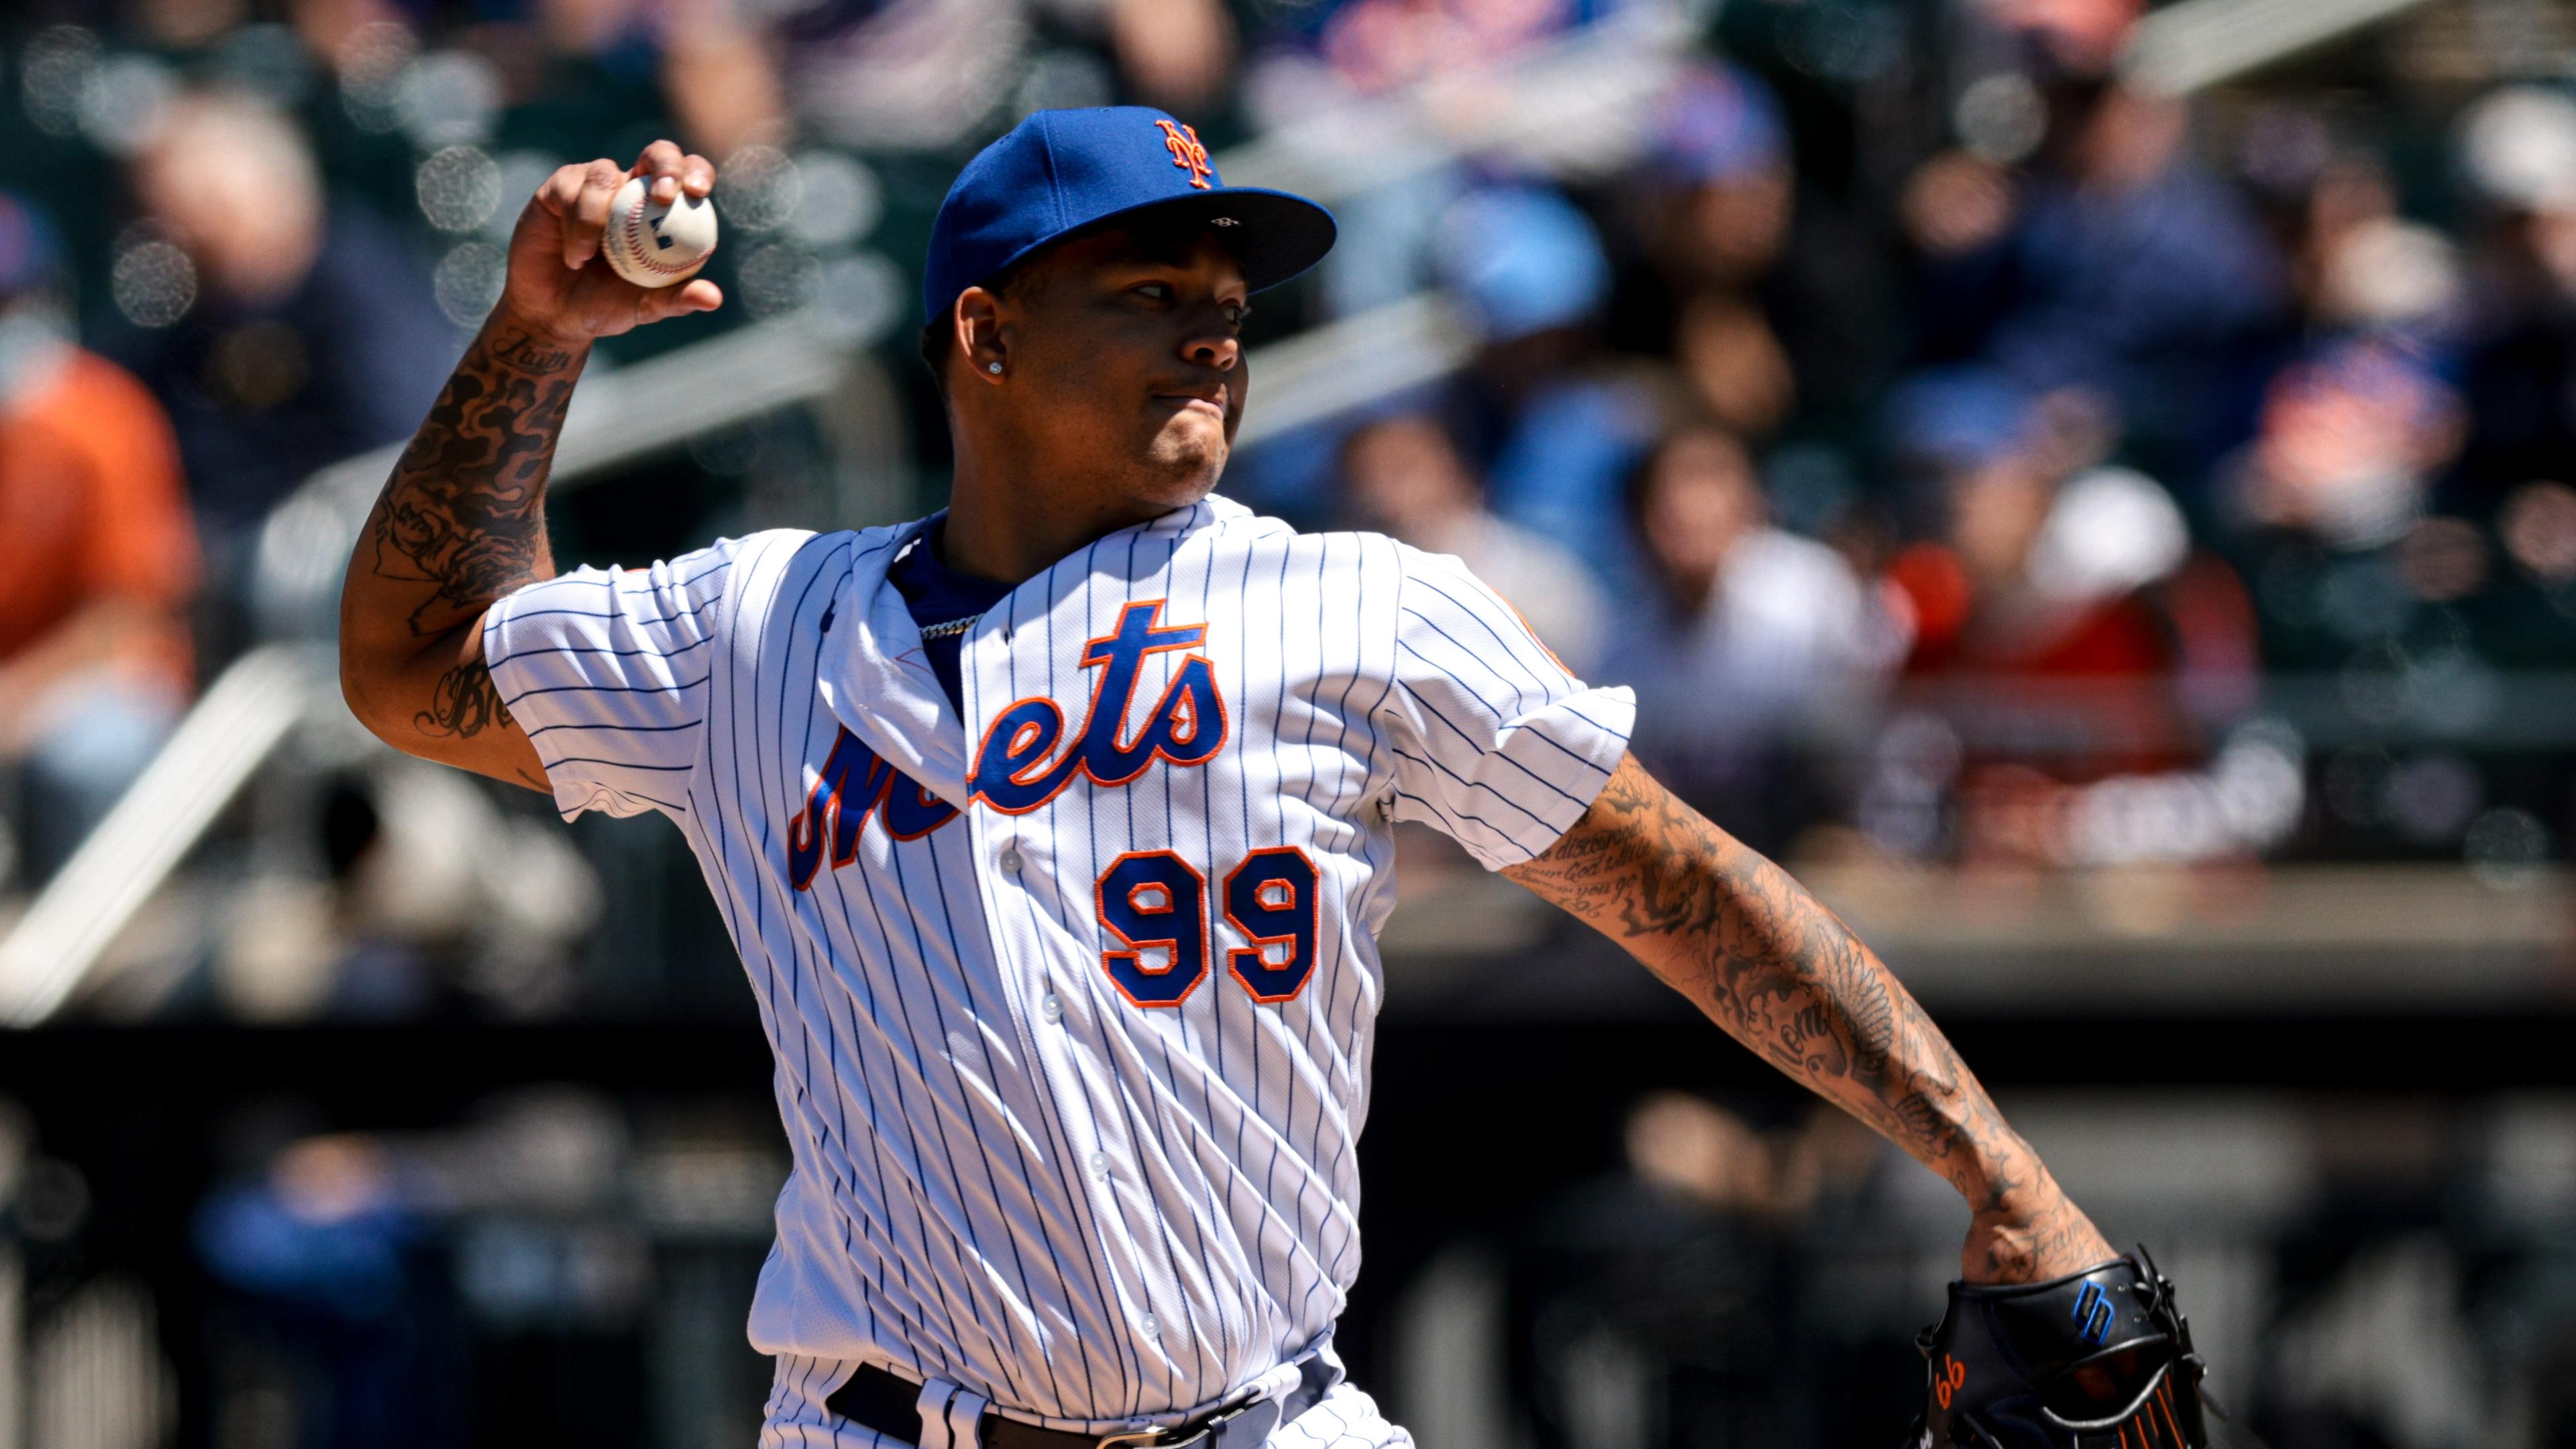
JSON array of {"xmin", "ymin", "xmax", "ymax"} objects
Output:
[{"xmin": 1154, "ymin": 119, "xmax": 1213, "ymax": 190}]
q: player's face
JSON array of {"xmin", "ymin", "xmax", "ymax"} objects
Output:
[{"xmin": 1002, "ymin": 227, "xmax": 1251, "ymax": 508}]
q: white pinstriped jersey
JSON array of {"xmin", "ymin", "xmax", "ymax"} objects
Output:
[{"xmin": 482, "ymin": 495, "xmax": 1635, "ymax": 1437}]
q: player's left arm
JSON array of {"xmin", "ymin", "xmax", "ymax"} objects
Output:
[{"xmin": 1503, "ymin": 752, "xmax": 2113, "ymax": 1285}]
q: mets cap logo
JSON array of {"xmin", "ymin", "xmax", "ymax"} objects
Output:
[{"xmin": 1155, "ymin": 119, "xmax": 1214, "ymax": 189}]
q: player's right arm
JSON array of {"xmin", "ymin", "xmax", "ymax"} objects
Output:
[
  {"xmin": 338, "ymin": 142, "xmax": 720, "ymax": 790},
  {"xmin": 1371, "ymin": 540, "xmax": 2108, "ymax": 1288},
  {"xmin": 1502, "ymin": 755, "xmax": 2112, "ymax": 1286}
]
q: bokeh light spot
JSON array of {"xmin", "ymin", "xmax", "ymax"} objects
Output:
[
  {"xmin": 110, "ymin": 237, "xmax": 197, "ymax": 328},
  {"xmin": 417, "ymin": 146, "xmax": 504, "ymax": 234}
]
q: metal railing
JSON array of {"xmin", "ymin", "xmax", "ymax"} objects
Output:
[
  {"xmin": 0, "ymin": 646, "xmax": 329, "ymax": 1025},
  {"xmin": 1234, "ymin": 294, "xmax": 1480, "ymax": 446},
  {"xmin": 2125, "ymin": 0, "xmax": 2442, "ymax": 95}
]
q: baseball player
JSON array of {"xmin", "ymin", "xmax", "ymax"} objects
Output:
[{"xmin": 338, "ymin": 111, "xmax": 2208, "ymax": 1449}]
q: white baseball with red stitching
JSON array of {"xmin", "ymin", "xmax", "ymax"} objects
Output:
[{"xmin": 602, "ymin": 174, "xmax": 718, "ymax": 288}]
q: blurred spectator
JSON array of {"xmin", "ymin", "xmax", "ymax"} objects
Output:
[
  {"xmin": 2313, "ymin": 215, "xmax": 2461, "ymax": 345},
  {"xmin": 289, "ymin": 0, "xmax": 419, "ymax": 68},
  {"xmin": 2501, "ymin": 480, "xmax": 2576, "ymax": 598},
  {"xmin": 653, "ymin": 0, "xmax": 794, "ymax": 160},
  {"xmin": 1108, "ymin": 0, "xmax": 1239, "ymax": 111},
  {"xmin": 2269, "ymin": 148, "xmax": 2463, "ymax": 347},
  {"xmin": 1611, "ymin": 62, "xmax": 1895, "ymax": 441},
  {"xmin": 1902, "ymin": 0, "xmax": 2286, "ymax": 486},
  {"xmin": 1438, "ymin": 184, "xmax": 1666, "ymax": 600},
  {"xmin": 2453, "ymin": 86, "xmax": 2576, "ymax": 519},
  {"xmin": 470, "ymin": 0, "xmax": 788, "ymax": 162},
  {"xmin": 773, "ymin": 0, "xmax": 1230, "ymax": 151},
  {"xmin": 0, "ymin": 195, "xmax": 200, "ymax": 885},
  {"xmin": 1488, "ymin": 1093, "xmax": 1888, "ymax": 1449},
  {"xmin": 1248, "ymin": 0, "xmax": 1642, "ymax": 325},
  {"xmin": 1242, "ymin": 0, "xmax": 1627, "ymax": 109},
  {"xmin": 1340, "ymin": 411, "xmax": 1607, "ymax": 674},
  {"xmin": 194, "ymin": 1093, "xmax": 643, "ymax": 1448},
  {"xmin": 117, "ymin": 88, "xmax": 455, "ymax": 555},
  {"xmin": 211, "ymin": 761, "xmax": 605, "ymax": 1023},
  {"xmin": 2228, "ymin": 339, "xmax": 2461, "ymax": 557},
  {"xmin": 1876, "ymin": 369, "xmax": 2273, "ymax": 866},
  {"xmin": 1603, "ymin": 421, "xmax": 1894, "ymax": 850},
  {"xmin": 773, "ymin": 0, "xmax": 1036, "ymax": 150},
  {"xmin": 2217, "ymin": 339, "xmax": 2473, "ymax": 671}
]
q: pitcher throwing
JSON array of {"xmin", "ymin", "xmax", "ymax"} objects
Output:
[{"xmin": 339, "ymin": 110, "xmax": 2197, "ymax": 1449}]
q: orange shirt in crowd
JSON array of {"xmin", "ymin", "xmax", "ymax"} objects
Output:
[{"xmin": 0, "ymin": 348, "xmax": 199, "ymax": 691}]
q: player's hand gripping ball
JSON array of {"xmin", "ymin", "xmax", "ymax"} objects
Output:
[
  {"xmin": 603, "ymin": 174, "xmax": 718, "ymax": 288},
  {"xmin": 493, "ymin": 142, "xmax": 722, "ymax": 344}
]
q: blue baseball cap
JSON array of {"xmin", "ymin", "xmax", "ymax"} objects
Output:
[
  {"xmin": 1884, "ymin": 366, "xmax": 2038, "ymax": 471},
  {"xmin": 1434, "ymin": 186, "xmax": 1609, "ymax": 340},
  {"xmin": 923, "ymin": 107, "xmax": 1337, "ymax": 327}
]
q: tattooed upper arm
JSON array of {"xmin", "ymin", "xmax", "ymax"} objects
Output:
[
  {"xmin": 339, "ymin": 323, "xmax": 584, "ymax": 793},
  {"xmin": 395, "ymin": 624, "xmax": 551, "ymax": 792}
]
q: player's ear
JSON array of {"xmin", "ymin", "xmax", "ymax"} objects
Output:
[{"xmin": 957, "ymin": 287, "xmax": 1006, "ymax": 384}]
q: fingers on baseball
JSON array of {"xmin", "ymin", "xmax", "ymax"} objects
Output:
[
  {"xmin": 558, "ymin": 159, "xmax": 628, "ymax": 268},
  {"xmin": 632, "ymin": 140, "xmax": 714, "ymax": 203}
]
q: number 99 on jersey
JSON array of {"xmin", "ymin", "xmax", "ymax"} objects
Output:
[{"xmin": 1095, "ymin": 847, "xmax": 1320, "ymax": 1007}]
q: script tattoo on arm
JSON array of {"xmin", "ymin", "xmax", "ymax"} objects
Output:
[
  {"xmin": 419, "ymin": 653, "xmax": 516, "ymax": 740},
  {"xmin": 1504, "ymin": 753, "xmax": 2107, "ymax": 1281}
]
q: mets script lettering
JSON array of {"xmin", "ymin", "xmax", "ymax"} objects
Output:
[
  {"xmin": 970, "ymin": 600, "xmax": 1227, "ymax": 814},
  {"xmin": 787, "ymin": 731, "xmax": 961, "ymax": 890},
  {"xmin": 786, "ymin": 600, "xmax": 1226, "ymax": 888}
]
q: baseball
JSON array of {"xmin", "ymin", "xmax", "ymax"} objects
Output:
[{"xmin": 602, "ymin": 174, "xmax": 718, "ymax": 288}]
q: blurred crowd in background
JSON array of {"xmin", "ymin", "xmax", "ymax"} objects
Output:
[{"xmin": 9, "ymin": 0, "xmax": 2576, "ymax": 941}]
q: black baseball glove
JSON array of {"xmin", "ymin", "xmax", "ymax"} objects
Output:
[{"xmin": 1905, "ymin": 1247, "xmax": 2212, "ymax": 1449}]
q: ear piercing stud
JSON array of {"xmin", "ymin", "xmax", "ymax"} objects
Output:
[{"xmin": 987, "ymin": 362, "xmax": 1003, "ymax": 374}]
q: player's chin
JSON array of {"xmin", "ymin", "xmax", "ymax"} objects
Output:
[{"xmin": 1140, "ymin": 416, "xmax": 1230, "ymax": 493}]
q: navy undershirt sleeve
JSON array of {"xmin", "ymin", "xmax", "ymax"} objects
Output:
[{"xmin": 885, "ymin": 528, "xmax": 1014, "ymax": 714}]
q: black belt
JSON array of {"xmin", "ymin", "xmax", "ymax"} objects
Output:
[{"xmin": 826, "ymin": 1353, "xmax": 1338, "ymax": 1449}]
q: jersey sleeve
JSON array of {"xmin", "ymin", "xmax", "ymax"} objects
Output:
[
  {"xmin": 1375, "ymin": 543, "xmax": 1637, "ymax": 869},
  {"xmin": 480, "ymin": 538, "xmax": 746, "ymax": 821}
]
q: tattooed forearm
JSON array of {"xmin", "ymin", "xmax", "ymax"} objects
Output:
[
  {"xmin": 1505, "ymin": 753, "xmax": 2109, "ymax": 1281},
  {"xmin": 366, "ymin": 325, "xmax": 583, "ymax": 637}
]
